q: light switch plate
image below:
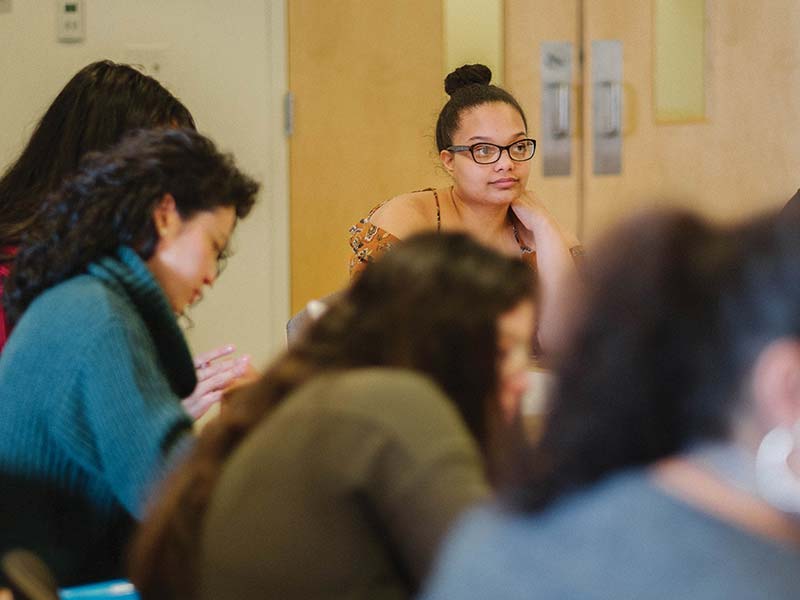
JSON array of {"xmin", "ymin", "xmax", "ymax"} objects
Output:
[{"xmin": 57, "ymin": 0, "xmax": 85, "ymax": 43}]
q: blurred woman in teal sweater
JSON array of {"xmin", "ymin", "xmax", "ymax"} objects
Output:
[{"xmin": 0, "ymin": 127, "xmax": 258, "ymax": 586}]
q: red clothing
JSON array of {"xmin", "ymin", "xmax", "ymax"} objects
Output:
[
  {"xmin": 0, "ymin": 262, "xmax": 9, "ymax": 353},
  {"xmin": 0, "ymin": 246, "xmax": 17, "ymax": 353}
]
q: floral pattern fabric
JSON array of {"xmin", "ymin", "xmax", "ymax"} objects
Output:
[{"xmin": 348, "ymin": 202, "xmax": 400, "ymax": 278}]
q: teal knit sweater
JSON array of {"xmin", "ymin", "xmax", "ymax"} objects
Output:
[{"xmin": 0, "ymin": 247, "xmax": 195, "ymax": 585}]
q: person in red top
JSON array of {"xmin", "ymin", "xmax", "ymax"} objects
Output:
[{"xmin": 0, "ymin": 255, "xmax": 9, "ymax": 350}]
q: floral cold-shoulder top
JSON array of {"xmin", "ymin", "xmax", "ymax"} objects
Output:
[{"xmin": 349, "ymin": 188, "xmax": 539, "ymax": 278}]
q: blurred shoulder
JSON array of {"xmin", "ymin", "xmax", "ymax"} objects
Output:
[
  {"xmin": 289, "ymin": 368, "xmax": 470, "ymax": 441},
  {"xmin": 299, "ymin": 368, "xmax": 449, "ymax": 417},
  {"xmin": 2, "ymin": 275, "xmax": 143, "ymax": 371},
  {"xmin": 332, "ymin": 367, "xmax": 445, "ymax": 405},
  {"xmin": 17, "ymin": 274, "xmax": 142, "ymax": 347},
  {"xmin": 419, "ymin": 505, "xmax": 524, "ymax": 600},
  {"xmin": 782, "ymin": 188, "xmax": 800, "ymax": 218},
  {"xmin": 42, "ymin": 275, "xmax": 131, "ymax": 321}
]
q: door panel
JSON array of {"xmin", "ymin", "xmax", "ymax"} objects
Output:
[{"xmin": 288, "ymin": 0, "xmax": 449, "ymax": 312}]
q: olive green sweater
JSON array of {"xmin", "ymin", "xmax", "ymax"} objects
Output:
[{"xmin": 200, "ymin": 368, "xmax": 490, "ymax": 600}]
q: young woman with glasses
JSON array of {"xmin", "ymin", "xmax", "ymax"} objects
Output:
[{"xmin": 349, "ymin": 64, "xmax": 580, "ymax": 355}]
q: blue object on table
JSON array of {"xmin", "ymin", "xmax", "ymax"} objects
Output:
[{"xmin": 60, "ymin": 579, "xmax": 139, "ymax": 599}]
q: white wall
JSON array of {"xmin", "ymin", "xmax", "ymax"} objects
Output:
[{"xmin": 0, "ymin": 0, "xmax": 289, "ymax": 368}]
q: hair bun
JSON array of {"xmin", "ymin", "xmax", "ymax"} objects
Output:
[{"xmin": 444, "ymin": 64, "xmax": 492, "ymax": 96}]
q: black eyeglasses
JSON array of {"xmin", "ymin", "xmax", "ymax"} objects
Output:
[{"xmin": 446, "ymin": 138, "xmax": 536, "ymax": 164}]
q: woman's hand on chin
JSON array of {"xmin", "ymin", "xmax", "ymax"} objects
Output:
[
  {"xmin": 509, "ymin": 190, "xmax": 551, "ymax": 243},
  {"xmin": 510, "ymin": 190, "xmax": 580, "ymax": 247}
]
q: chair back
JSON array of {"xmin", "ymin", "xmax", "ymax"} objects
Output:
[
  {"xmin": 1, "ymin": 550, "xmax": 140, "ymax": 600},
  {"xmin": 286, "ymin": 289, "xmax": 345, "ymax": 347},
  {"xmin": 1, "ymin": 550, "xmax": 58, "ymax": 600}
]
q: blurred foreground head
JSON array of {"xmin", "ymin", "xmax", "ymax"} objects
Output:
[{"xmin": 523, "ymin": 207, "xmax": 800, "ymax": 509}]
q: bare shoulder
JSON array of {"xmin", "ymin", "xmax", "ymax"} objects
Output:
[{"xmin": 369, "ymin": 189, "xmax": 440, "ymax": 239}]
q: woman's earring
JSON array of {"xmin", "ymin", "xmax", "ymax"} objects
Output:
[{"xmin": 756, "ymin": 422, "xmax": 800, "ymax": 514}]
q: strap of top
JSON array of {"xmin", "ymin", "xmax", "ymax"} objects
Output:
[
  {"xmin": 433, "ymin": 186, "xmax": 531, "ymax": 253},
  {"xmin": 512, "ymin": 222, "xmax": 533, "ymax": 254},
  {"xmin": 432, "ymin": 189, "xmax": 441, "ymax": 232}
]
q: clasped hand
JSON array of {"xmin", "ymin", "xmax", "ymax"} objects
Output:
[{"xmin": 182, "ymin": 344, "xmax": 259, "ymax": 419}]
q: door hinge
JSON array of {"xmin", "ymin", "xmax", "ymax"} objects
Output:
[{"xmin": 283, "ymin": 91, "xmax": 294, "ymax": 137}]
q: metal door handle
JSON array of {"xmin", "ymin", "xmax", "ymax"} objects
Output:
[
  {"xmin": 599, "ymin": 81, "xmax": 621, "ymax": 137},
  {"xmin": 592, "ymin": 40, "xmax": 623, "ymax": 175},
  {"xmin": 541, "ymin": 41, "xmax": 572, "ymax": 176},
  {"xmin": 549, "ymin": 82, "xmax": 570, "ymax": 138}
]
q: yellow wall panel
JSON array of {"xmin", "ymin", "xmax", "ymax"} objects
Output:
[
  {"xmin": 444, "ymin": 0, "xmax": 504, "ymax": 83},
  {"xmin": 654, "ymin": 0, "xmax": 706, "ymax": 122}
]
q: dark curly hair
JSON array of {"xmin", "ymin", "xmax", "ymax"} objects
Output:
[
  {"xmin": 0, "ymin": 60, "xmax": 195, "ymax": 261},
  {"xmin": 435, "ymin": 63, "xmax": 528, "ymax": 151},
  {"xmin": 4, "ymin": 127, "xmax": 258, "ymax": 325},
  {"xmin": 129, "ymin": 232, "xmax": 536, "ymax": 600},
  {"xmin": 515, "ymin": 207, "xmax": 800, "ymax": 511}
]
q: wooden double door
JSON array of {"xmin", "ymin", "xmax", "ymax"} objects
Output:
[{"xmin": 509, "ymin": 0, "xmax": 800, "ymax": 242}]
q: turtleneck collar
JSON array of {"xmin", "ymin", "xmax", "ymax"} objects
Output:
[{"xmin": 87, "ymin": 246, "xmax": 197, "ymax": 398}]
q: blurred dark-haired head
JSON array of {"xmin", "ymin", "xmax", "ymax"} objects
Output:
[
  {"xmin": 519, "ymin": 207, "xmax": 800, "ymax": 511},
  {"xmin": 306, "ymin": 232, "xmax": 536, "ymax": 454},
  {"xmin": 0, "ymin": 60, "xmax": 196, "ymax": 256},
  {"xmin": 5, "ymin": 127, "xmax": 258, "ymax": 323}
]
